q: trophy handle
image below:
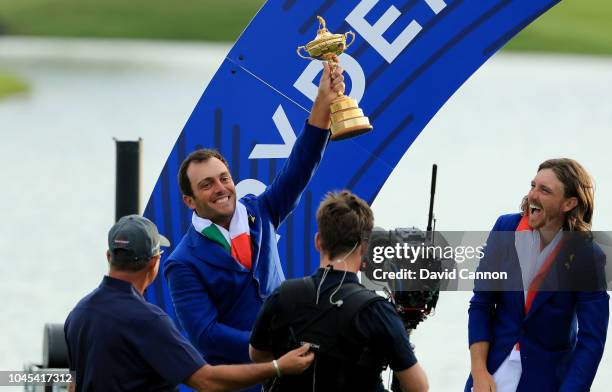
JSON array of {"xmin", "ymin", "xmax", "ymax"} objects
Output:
[
  {"xmin": 297, "ymin": 46, "xmax": 315, "ymax": 60},
  {"xmin": 344, "ymin": 31, "xmax": 356, "ymax": 49}
]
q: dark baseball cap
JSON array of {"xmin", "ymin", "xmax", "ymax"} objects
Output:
[{"xmin": 108, "ymin": 215, "xmax": 171, "ymax": 262}]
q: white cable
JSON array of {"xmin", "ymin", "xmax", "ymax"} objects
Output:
[
  {"xmin": 315, "ymin": 266, "xmax": 332, "ymax": 305},
  {"xmin": 329, "ymin": 264, "xmax": 348, "ymax": 307},
  {"xmin": 329, "ymin": 242, "xmax": 359, "ymax": 307},
  {"xmin": 311, "ymin": 242, "xmax": 359, "ymax": 390}
]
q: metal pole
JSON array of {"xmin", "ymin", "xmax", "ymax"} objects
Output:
[{"xmin": 114, "ymin": 139, "xmax": 142, "ymax": 221}]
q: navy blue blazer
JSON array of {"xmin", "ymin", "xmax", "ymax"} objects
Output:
[
  {"xmin": 164, "ymin": 122, "xmax": 329, "ymax": 366},
  {"xmin": 465, "ymin": 213, "xmax": 609, "ymax": 392}
]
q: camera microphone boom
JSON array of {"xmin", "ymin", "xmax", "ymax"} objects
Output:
[
  {"xmin": 426, "ymin": 164, "xmax": 437, "ymax": 236},
  {"xmin": 388, "ymin": 163, "xmax": 443, "ymax": 392},
  {"xmin": 363, "ymin": 164, "xmax": 447, "ymax": 331}
]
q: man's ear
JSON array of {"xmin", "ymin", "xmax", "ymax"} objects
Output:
[
  {"xmin": 314, "ymin": 232, "xmax": 321, "ymax": 252},
  {"xmin": 562, "ymin": 196, "xmax": 578, "ymax": 212},
  {"xmin": 147, "ymin": 255, "xmax": 161, "ymax": 277},
  {"xmin": 183, "ymin": 194, "xmax": 196, "ymax": 210},
  {"xmin": 106, "ymin": 250, "xmax": 112, "ymax": 263}
]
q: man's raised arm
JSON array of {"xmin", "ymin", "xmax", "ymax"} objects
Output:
[{"xmin": 259, "ymin": 62, "xmax": 344, "ymax": 228}]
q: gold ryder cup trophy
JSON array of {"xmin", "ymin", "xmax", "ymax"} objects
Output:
[{"xmin": 297, "ymin": 16, "xmax": 373, "ymax": 141}]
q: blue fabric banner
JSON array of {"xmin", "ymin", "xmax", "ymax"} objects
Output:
[{"xmin": 143, "ymin": 0, "xmax": 559, "ymax": 318}]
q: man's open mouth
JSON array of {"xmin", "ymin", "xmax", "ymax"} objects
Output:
[
  {"xmin": 529, "ymin": 203, "xmax": 542, "ymax": 215},
  {"xmin": 213, "ymin": 196, "xmax": 231, "ymax": 204}
]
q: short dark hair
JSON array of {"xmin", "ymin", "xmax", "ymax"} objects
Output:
[
  {"xmin": 109, "ymin": 249, "xmax": 150, "ymax": 272},
  {"xmin": 316, "ymin": 190, "xmax": 374, "ymax": 259},
  {"xmin": 178, "ymin": 149, "xmax": 230, "ymax": 197}
]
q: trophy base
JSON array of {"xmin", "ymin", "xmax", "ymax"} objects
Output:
[
  {"xmin": 329, "ymin": 95, "xmax": 373, "ymax": 141},
  {"xmin": 330, "ymin": 122, "xmax": 373, "ymax": 141}
]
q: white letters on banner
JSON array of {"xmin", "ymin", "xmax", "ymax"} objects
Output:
[
  {"xmin": 252, "ymin": 0, "xmax": 450, "ymax": 160},
  {"xmin": 249, "ymin": 105, "xmax": 297, "ymax": 159},
  {"xmin": 236, "ymin": 178, "xmax": 266, "ymax": 198},
  {"xmin": 236, "ymin": 179, "xmax": 281, "ymax": 241},
  {"xmin": 346, "ymin": 0, "xmax": 447, "ymax": 63}
]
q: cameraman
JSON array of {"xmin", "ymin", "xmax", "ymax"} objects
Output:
[{"xmin": 249, "ymin": 190, "xmax": 428, "ymax": 392}]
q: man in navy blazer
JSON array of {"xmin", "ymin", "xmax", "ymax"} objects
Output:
[
  {"xmin": 164, "ymin": 62, "xmax": 343, "ymax": 377},
  {"xmin": 467, "ymin": 158, "xmax": 609, "ymax": 392}
]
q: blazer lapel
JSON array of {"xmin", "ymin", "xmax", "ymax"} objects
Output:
[
  {"xmin": 246, "ymin": 206, "xmax": 261, "ymax": 271},
  {"xmin": 524, "ymin": 291, "xmax": 554, "ymax": 320},
  {"xmin": 524, "ymin": 246, "xmax": 568, "ymax": 320},
  {"xmin": 506, "ymin": 245, "xmax": 528, "ymax": 317}
]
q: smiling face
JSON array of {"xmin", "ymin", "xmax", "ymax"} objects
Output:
[
  {"xmin": 527, "ymin": 168, "xmax": 577, "ymax": 231},
  {"xmin": 182, "ymin": 157, "xmax": 236, "ymax": 229}
]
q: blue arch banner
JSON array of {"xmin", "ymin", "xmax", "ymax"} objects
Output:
[{"xmin": 144, "ymin": 0, "xmax": 559, "ymax": 317}]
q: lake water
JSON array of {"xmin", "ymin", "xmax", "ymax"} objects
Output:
[{"xmin": 1, "ymin": 37, "xmax": 611, "ymax": 391}]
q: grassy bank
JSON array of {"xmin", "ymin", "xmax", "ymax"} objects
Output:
[
  {"xmin": 0, "ymin": 0, "xmax": 265, "ymax": 42},
  {"xmin": 506, "ymin": 0, "xmax": 612, "ymax": 55},
  {"xmin": 0, "ymin": 0, "xmax": 610, "ymax": 55},
  {"xmin": 0, "ymin": 72, "xmax": 28, "ymax": 99}
]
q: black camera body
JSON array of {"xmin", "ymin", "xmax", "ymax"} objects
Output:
[{"xmin": 363, "ymin": 227, "xmax": 447, "ymax": 330}]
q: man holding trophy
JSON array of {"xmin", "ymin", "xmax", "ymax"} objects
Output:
[{"xmin": 164, "ymin": 16, "xmax": 373, "ymax": 391}]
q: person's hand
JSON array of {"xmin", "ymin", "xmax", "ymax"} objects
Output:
[
  {"xmin": 308, "ymin": 56, "xmax": 345, "ymax": 129},
  {"xmin": 276, "ymin": 344, "xmax": 315, "ymax": 375},
  {"xmin": 316, "ymin": 56, "xmax": 345, "ymax": 107},
  {"xmin": 472, "ymin": 369, "xmax": 496, "ymax": 392}
]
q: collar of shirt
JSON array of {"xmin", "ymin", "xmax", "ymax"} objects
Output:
[
  {"xmin": 515, "ymin": 229, "xmax": 563, "ymax": 295},
  {"xmin": 313, "ymin": 267, "xmax": 360, "ymax": 292},
  {"xmin": 101, "ymin": 275, "xmax": 143, "ymax": 298}
]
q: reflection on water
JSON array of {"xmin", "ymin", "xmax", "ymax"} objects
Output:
[
  {"xmin": 0, "ymin": 37, "xmax": 230, "ymax": 380},
  {"xmin": 1, "ymin": 37, "xmax": 612, "ymax": 391}
]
